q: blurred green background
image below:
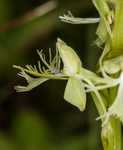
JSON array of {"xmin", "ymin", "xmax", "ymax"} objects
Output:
[{"xmin": 0, "ymin": 0, "xmax": 102, "ymax": 149}]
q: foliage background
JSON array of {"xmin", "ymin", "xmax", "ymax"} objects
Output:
[{"xmin": 0, "ymin": 0, "xmax": 102, "ymax": 149}]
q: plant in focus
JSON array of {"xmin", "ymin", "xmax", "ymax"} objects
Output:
[{"xmin": 13, "ymin": 0, "xmax": 123, "ymax": 149}]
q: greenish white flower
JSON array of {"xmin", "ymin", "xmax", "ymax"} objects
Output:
[
  {"xmin": 56, "ymin": 38, "xmax": 87, "ymax": 111},
  {"xmin": 14, "ymin": 38, "xmax": 118, "ymax": 113}
]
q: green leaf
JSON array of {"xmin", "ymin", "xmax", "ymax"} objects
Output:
[
  {"xmin": 64, "ymin": 77, "xmax": 86, "ymax": 111},
  {"xmin": 92, "ymin": 0, "xmax": 110, "ymax": 17},
  {"xmin": 92, "ymin": 0, "xmax": 112, "ymax": 39},
  {"xmin": 96, "ymin": 20, "xmax": 108, "ymax": 46}
]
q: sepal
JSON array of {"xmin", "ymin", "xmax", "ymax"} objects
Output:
[
  {"xmin": 57, "ymin": 38, "xmax": 82, "ymax": 76},
  {"xmin": 64, "ymin": 77, "xmax": 86, "ymax": 111}
]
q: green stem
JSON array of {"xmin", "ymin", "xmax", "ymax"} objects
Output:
[
  {"xmin": 91, "ymin": 88, "xmax": 122, "ymax": 150},
  {"xmin": 107, "ymin": 0, "xmax": 123, "ymax": 58},
  {"xmin": 100, "ymin": 0, "xmax": 123, "ymax": 149},
  {"xmin": 101, "ymin": 116, "xmax": 121, "ymax": 150},
  {"xmin": 91, "ymin": 92, "xmax": 106, "ymax": 120},
  {"xmin": 112, "ymin": 0, "xmax": 123, "ymax": 52}
]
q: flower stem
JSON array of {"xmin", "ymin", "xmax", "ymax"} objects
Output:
[{"xmin": 101, "ymin": 116, "xmax": 121, "ymax": 150}]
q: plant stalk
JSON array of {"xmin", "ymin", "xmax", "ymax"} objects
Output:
[{"xmin": 101, "ymin": 116, "xmax": 121, "ymax": 150}]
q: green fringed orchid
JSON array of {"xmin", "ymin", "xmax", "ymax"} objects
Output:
[
  {"xmin": 13, "ymin": 0, "xmax": 123, "ymax": 149},
  {"xmin": 14, "ymin": 38, "xmax": 117, "ymax": 112},
  {"xmin": 14, "ymin": 38, "xmax": 87, "ymax": 111}
]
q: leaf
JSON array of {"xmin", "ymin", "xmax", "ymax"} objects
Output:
[
  {"xmin": 14, "ymin": 71, "xmax": 49, "ymax": 92},
  {"xmin": 96, "ymin": 20, "xmax": 108, "ymax": 46},
  {"xmin": 64, "ymin": 77, "xmax": 86, "ymax": 111},
  {"xmin": 56, "ymin": 38, "xmax": 82, "ymax": 76},
  {"xmin": 92, "ymin": 0, "xmax": 112, "ymax": 39}
]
